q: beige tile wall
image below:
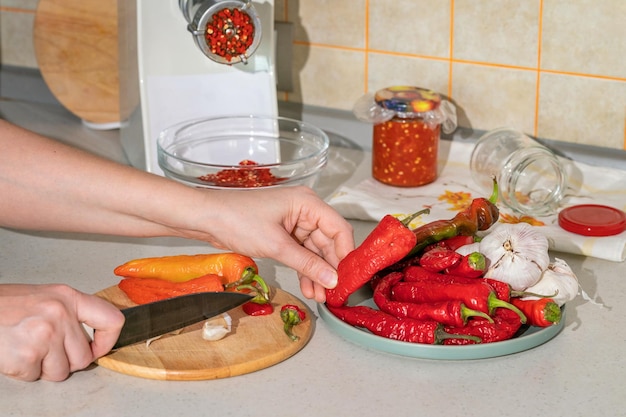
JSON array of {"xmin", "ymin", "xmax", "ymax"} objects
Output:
[
  {"xmin": 2, "ymin": 0, "xmax": 625, "ymax": 149},
  {"xmin": 279, "ymin": 0, "xmax": 626, "ymax": 150}
]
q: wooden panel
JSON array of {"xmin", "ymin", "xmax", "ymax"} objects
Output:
[{"xmin": 34, "ymin": 0, "xmax": 120, "ymax": 125}]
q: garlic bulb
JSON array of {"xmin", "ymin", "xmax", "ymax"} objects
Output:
[
  {"xmin": 202, "ymin": 313, "xmax": 232, "ymax": 341},
  {"xmin": 479, "ymin": 223, "xmax": 550, "ymax": 291},
  {"xmin": 523, "ymin": 258, "xmax": 579, "ymax": 306}
]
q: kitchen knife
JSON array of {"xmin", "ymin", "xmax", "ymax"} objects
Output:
[{"xmin": 113, "ymin": 291, "xmax": 253, "ymax": 349}]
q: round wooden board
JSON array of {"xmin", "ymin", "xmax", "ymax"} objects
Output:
[
  {"xmin": 33, "ymin": 0, "xmax": 120, "ymax": 125},
  {"xmin": 95, "ymin": 286, "xmax": 313, "ymax": 381}
]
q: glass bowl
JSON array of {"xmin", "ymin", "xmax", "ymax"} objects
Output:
[{"xmin": 157, "ymin": 115, "xmax": 330, "ymax": 189}]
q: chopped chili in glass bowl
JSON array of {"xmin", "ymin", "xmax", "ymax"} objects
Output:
[
  {"xmin": 157, "ymin": 116, "xmax": 329, "ymax": 190},
  {"xmin": 197, "ymin": 160, "xmax": 288, "ymax": 188}
]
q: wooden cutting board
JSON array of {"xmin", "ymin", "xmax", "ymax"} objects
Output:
[
  {"xmin": 95, "ymin": 286, "xmax": 313, "ymax": 381},
  {"xmin": 33, "ymin": 0, "xmax": 120, "ymax": 125}
]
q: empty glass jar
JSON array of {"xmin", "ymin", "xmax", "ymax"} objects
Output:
[{"xmin": 470, "ymin": 128, "xmax": 567, "ymax": 216}]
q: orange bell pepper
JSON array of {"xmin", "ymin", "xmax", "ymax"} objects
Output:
[
  {"xmin": 118, "ymin": 274, "xmax": 224, "ymax": 305},
  {"xmin": 113, "ymin": 252, "xmax": 258, "ymax": 285}
]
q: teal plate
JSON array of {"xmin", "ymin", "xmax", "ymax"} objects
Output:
[{"xmin": 318, "ymin": 290, "xmax": 565, "ymax": 360}]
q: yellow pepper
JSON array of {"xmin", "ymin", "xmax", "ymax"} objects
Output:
[{"xmin": 113, "ymin": 252, "xmax": 259, "ymax": 285}]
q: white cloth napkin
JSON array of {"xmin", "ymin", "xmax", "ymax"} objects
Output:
[{"xmin": 326, "ymin": 140, "xmax": 626, "ymax": 262}]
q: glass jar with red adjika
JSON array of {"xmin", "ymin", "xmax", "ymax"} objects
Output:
[{"xmin": 354, "ymin": 86, "xmax": 457, "ymax": 187}]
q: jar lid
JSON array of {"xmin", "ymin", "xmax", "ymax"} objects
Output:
[
  {"xmin": 374, "ymin": 86, "xmax": 441, "ymax": 115},
  {"xmin": 558, "ymin": 204, "xmax": 626, "ymax": 236}
]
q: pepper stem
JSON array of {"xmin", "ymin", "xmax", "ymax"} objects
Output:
[
  {"xmin": 225, "ymin": 267, "xmax": 260, "ymax": 289},
  {"xmin": 487, "ymin": 293, "xmax": 527, "ymax": 324},
  {"xmin": 542, "ymin": 302, "xmax": 562, "ymax": 324},
  {"xmin": 466, "ymin": 251, "xmax": 486, "ymax": 272},
  {"xmin": 400, "ymin": 208, "xmax": 430, "ymax": 228},
  {"xmin": 489, "ymin": 176, "xmax": 499, "ymax": 204},
  {"xmin": 233, "ymin": 270, "xmax": 271, "ymax": 304},
  {"xmin": 434, "ymin": 325, "xmax": 482, "ymax": 344},
  {"xmin": 460, "ymin": 304, "xmax": 494, "ymax": 324},
  {"xmin": 280, "ymin": 308, "xmax": 303, "ymax": 341}
]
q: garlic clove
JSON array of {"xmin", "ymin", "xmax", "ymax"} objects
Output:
[
  {"xmin": 202, "ymin": 313, "xmax": 232, "ymax": 341},
  {"xmin": 523, "ymin": 258, "xmax": 579, "ymax": 306}
]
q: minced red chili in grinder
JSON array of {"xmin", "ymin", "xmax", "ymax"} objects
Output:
[{"xmin": 205, "ymin": 7, "xmax": 255, "ymax": 62}]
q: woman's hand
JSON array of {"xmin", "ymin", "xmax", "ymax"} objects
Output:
[
  {"xmin": 0, "ymin": 121, "xmax": 354, "ymax": 304},
  {"xmin": 0, "ymin": 284, "xmax": 124, "ymax": 382},
  {"xmin": 189, "ymin": 186, "xmax": 355, "ymax": 302}
]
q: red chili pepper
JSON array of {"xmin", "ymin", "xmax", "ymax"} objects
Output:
[
  {"xmin": 481, "ymin": 278, "xmax": 554, "ymax": 303},
  {"xmin": 402, "ymin": 268, "xmax": 538, "ymax": 312},
  {"xmin": 242, "ymin": 301, "xmax": 274, "ymax": 316},
  {"xmin": 444, "ymin": 251, "xmax": 487, "ymax": 278},
  {"xmin": 373, "ymin": 272, "xmax": 492, "ymax": 327},
  {"xmin": 419, "ymin": 247, "xmax": 462, "ymax": 272},
  {"xmin": 510, "ymin": 298, "xmax": 562, "ymax": 327},
  {"xmin": 391, "ymin": 280, "xmax": 527, "ymax": 322},
  {"xmin": 327, "ymin": 304, "xmax": 481, "ymax": 345},
  {"xmin": 444, "ymin": 308, "xmax": 523, "ymax": 345},
  {"xmin": 482, "ymin": 278, "xmax": 513, "ymax": 301},
  {"xmin": 280, "ymin": 304, "xmax": 307, "ymax": 341},
  {"xmin": 404, "ymin": 265, "xmax": 480, "ymax": 285},
  {"xmin": 424, "ymin": 235, "xmax": 477, "ymax": 252},
  {"xmin": 325, "ymin": 212, "xmax": 423, "ymax": 308}
]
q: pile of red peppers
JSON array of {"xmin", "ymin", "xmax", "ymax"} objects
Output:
[{"xmin": 326, "ymin": 186, "xmax": 562, "ymax": 345}]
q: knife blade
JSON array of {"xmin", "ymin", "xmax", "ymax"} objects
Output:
[{"xmin": 113, "ymin": 291, "xmax": 253, "ymax": 349}]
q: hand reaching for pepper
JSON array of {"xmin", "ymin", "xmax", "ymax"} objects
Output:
[
  {"xmin": 0, "ymin": 120, "xmax": 355, "ymax": 305},
  {"xmin": 0, "ymin": 284, "xmax": 124, "ymax": 382},
  {"xmin": 189, "ymin": 187, "xmax": 355, "ymax": 303}
]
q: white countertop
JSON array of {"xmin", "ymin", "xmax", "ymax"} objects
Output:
[
  {"xmin": 1, "ymin": 84, "xmax": 625, "ymax": 417},
  {"xmin": 1, "ymin": 179, "xmax": 624, "ymax": 417}
]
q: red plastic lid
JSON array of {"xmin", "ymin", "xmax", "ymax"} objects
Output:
[{"xmin": 558, "ymin": 204, "xmax": 626, "ymax": 237}]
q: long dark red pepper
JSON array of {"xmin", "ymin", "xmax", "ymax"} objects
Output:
[
  {"xmin": 444, "ymin": 308, "xmax": 523, "ymax": 345},
  {"xmin": 407, "ymin": 182, "xmax": 499, "ymax": 256},
  {"xmin": 373, "ymin": 272, "xmax": 492, "ymax": 327},
  {"xmin": 326, "ymin": 211, "xmax": 427, "ymax": 308},
  {"xmin": 403, "ymin": 267, "xmax": 556, "ymax": 326},
  {"xmin": 481, "ymin": 278, "xmax": 556, "ymax": 304},
  {"xmin": 511, "ymin": 298, "xmax": 562, "ymax": 327},
  {"xmin": 328, "ymin": 304, "xmax": 481, "ymax": 345},
  {"xmin": 391, "ymin": 280, "xmax": 527, "ymax": 323}
]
